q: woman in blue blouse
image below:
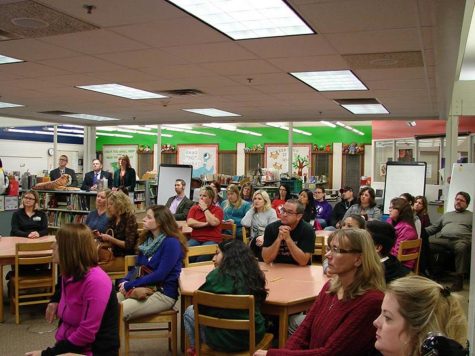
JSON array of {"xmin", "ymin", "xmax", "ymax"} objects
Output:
[
  {"xmin": 85, "ymin": 188, "xmax": 110, "ymax": 233},
  {"xmin": 221, "ymin": 184, "xmax": 251, "ymax": 240},
  {"xmin": 117, "ymin": 205, "xmax": 188, "ymax": 320}
]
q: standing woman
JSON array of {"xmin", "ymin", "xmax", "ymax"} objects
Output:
[
  {"xmin": 240, "ymin": 182, "xmax": 254, "ymax": 203},
  {"xmin": 99, "ymin": 191, "xmax": 139, "ymax": 273},
  {"xmin": 241, "ymin": 190, "xmax": 278, "ymax": 258},
  {"xmin": 387, "ymin": 197, "xmax": 418, "ymax": 270},
  {"xmin": 414, "ymin": 195, "xmax": 431, "ymax": 275},
  {"xmin": 343, "ymin": 187, "xmax": 382, "ymax": 221},
  {"xmin": 298, "ymin": 189, "xmax": 316, "ymax": 224},
  {"xmin": 11, "ymin": 190, "xmax": 48, "ymax": 238},
  {"xmin": 113, "ymin": 155, "xmax": 136, "ymax": 193},
  {"xmin": 85, "ymin": 188, "xmax": 111, "ymax": 233},
  {"xmin": 221, "ymin": 184, "xmax": 251, "ymax": 240},
  {"xmin": 118, "ymin": 205, "xmax": 188, "ymax": 320},
  {"xmin": 26, "ymin": 224, "xmax": 119, "ymax": 356},
  {"xmin": 272, "ymin": 184, "xmax": 290, "ymax": 218}
]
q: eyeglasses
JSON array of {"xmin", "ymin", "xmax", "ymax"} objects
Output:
[
  {"xmin": 326, "ymin": 245, "xmax": 361, "ymax": 255},
  {"xmin": 59, "ymin": 158, "xmax": 67, "ymax": 161},
  {"xmin": 280, "ymin": 208, "xmax": 299, "ymax": 215},
  {"xmin": 23, "ymin": 196, "xmax": 36, "ymax": 201}
]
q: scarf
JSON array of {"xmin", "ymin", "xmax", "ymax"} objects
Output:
[{"xmin": 139, "ymin": 232, "xmax": 166, "ymax": 258}]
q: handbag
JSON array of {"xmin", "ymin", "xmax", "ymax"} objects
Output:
[
  {"xmin": 125, "ymin": 265, "xmax": 158, "ymax": 300},
  {"xmin": 96, "ymin": 228, "xmax": 114, "ymax": 265}
]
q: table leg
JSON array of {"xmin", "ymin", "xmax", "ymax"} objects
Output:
[
  {"xmin": 278, "ymin": 307, "xmax": 289, "ymax": 348},
  {"xmin": 180, "ymin": 295, "xmax": 192, "ymax": 352}
]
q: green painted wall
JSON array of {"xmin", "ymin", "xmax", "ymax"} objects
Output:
[{"xmin": 96, "ymin": 125, "xmax": 372, "ymax": 151}]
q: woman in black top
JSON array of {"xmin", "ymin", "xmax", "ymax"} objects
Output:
[
  {"xmin": 112, "ymin": 155, "xmax": 136, "ymax": 192},
  {"xmin": 298, "ymin": 189, "xmax": 316, "ymax": 224},
  {"xmin": 11, "ymin": 190, "xmax": 48, "ymax": 238}
]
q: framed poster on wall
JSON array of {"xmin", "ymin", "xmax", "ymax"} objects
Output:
[
  {"xmin": 177, "ymin": 144, "xmax": 218, "ymax": 177},
  {"xmin": 265, "ymin": 144, "xmax": 312, "ymax": 176},
  {"xmin": 102, "ymin": 145, "xmax": 138, "ymax": 173}
]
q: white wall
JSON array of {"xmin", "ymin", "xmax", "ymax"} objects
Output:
[{"xmin": 332, "ymin": 143, "xmax": 342, "ymax": 189}]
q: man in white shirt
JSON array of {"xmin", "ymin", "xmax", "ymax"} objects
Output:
[
  {"xmin": 165, "ymin": 179, "xmax": 194, "ymax": 220},
  {"xmin": 81, "ymin": 159, "xmax": 112, "ymax": 191}
]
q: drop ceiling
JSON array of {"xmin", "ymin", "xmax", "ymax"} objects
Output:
[{"xmin": 0, "ymin": 0, "xmax": 467, "ymax": 128}]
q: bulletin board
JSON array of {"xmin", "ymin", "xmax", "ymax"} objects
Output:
[
  {"xmin": 264, "ymin": 144, "xmax": 311, "ymax": 176},
  {"xmin": 177, "ymin": 144, "xmax": 218, "ymax": 177},
  {"xmin": 102, "ymin": 145, "xmax": 138, "ymax": 173},
  {"xmin": 446, "ymin": 163, "xmax": 475, "ymax": 212}
]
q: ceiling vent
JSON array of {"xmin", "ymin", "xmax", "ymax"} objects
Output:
[
  {"xmin": 0, "ymin": 0, "xmax": 98, "ymax": 40},
  {"xmin": 342, "ymin": 51, "xmax": 423, "ymax": 69},
  {"xmin": 159, "ymin": 89, "xmax": 204, "ymax": 96},
  {"xmin": 38, "ymin": 110, "xmax": 76, "ymax": 115}
]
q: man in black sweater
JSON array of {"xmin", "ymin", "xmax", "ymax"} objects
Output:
[{"xmin": 330, "ymin": 186, "xmax": 356, "ymax": 228}]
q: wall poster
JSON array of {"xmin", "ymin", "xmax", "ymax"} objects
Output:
[
  {"xmin": 264, "ymin": 144, "xmax": 312, "ymax": 176},
  {"xmin": 102, "ymin": 145, "xmax": 138, "ymax": 173},
  {"xmin": 177, "ymin": 144, "xmax": 218, "ymax": 177}
]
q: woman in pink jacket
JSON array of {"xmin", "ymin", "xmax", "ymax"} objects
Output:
[{"xmin": 387, "ymin": 198, "xmax": 419, "ymax": 270}]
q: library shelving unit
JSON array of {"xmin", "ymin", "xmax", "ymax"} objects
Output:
[{"xmin": 134, "ymin": 180, "xmax": 157, "ymax": 212}]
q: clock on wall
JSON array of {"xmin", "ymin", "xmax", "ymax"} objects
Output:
[{"xmin": 47, "ymin": 148, "xmax": 54, "ymax": 156}]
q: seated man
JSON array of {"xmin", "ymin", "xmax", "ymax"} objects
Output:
[
  {"xmin": 49, "ymin": 154, "xmax": 78, "ymax": 187},
  {"xmin": 166, "ymin": 179, "xmax": 194, "ymax": 221},
  {"xmin": 262, "ymin": 199, "xmax": 315, "ymax": 266},
  {"xmin": 313, "ymin": 186, "xmax": 332, "ymax": 228},
  {"xmin": 81, "ymin": 158, "xmax": 112, "ymax": 191},
  {"xmin": 427, "ymin": 192, "xmax": 472, "ymax": 291},
  {"xmin": 330, "ymin": 186, "xmax": 356, "ymax": 228}
]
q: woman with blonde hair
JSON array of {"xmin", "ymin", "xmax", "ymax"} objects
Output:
[
  {"xmin": 241, "ymin": 189, "xmax": 277, "ymax": 258},
  {"xmin": 112, "ymin": 154, "xmax": 136, "ymax": 192},
  {"xmin": 257, "ymin": 228, "xmax": 385, "ymax": 355},
  {"xmin": 98, "ymin": 190, "xmax": 139, "ymax": 272},
  {"xmin": 85, "ymin": 188, "xmax": 111, "ymax": 233},
  {"xmin": 221, "ymin": 184, "xmax": 251, "ymax": 240},
  {"xmin": 374, "ymin": 275, "xmax": 467, "ymax": 356}
]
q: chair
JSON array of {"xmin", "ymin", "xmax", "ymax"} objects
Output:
[
  {"xmin": 220, "ymin": 222, "xmax": 236, "ymax": 240},
  {"xmin": 184, "ymin": 245, "xmax": 219, "ymax": 268},
  {"xmin": 10, "ymin": 241, "xmax": 57, "ymax": 324},
  {"xmin": 242, "ymin": 227, "xmax": 250, "ymax": 245},
  {"xmin": 313, "ymin": 234, "xmax": 326, "ymax": 264},
  {"xmin": 120, "ymin": 255, "xmax": 178, "ymax": 356},
  {"xmin": 397, "ymin": 239, "xmax": 422, "ymax": 274},
  {"xmin": 193, "ymin": 290, "xmax": 273, "ymax": 356}
]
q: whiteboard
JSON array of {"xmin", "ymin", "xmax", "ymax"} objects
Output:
[
  {"xmin": 383, "ymin": 162, "xmax": 426, "ymax": 214},
  {"xmin": 446, "ymin": 163, "xmax": 475, "ymax": 212},
  {"xmin": 177, "ymin": 144, "xmax": 218, "ymax": 177},
  {"xmin": 157, "ymin": 164, "xmax": 193, "ymax": 205}
]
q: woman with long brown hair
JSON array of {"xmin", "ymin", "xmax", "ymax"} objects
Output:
[{"xmin": 112, "ymin": 154, "xmax": 136, "ymax": 192}]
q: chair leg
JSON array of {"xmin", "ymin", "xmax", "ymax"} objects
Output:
[
  {"xmin": 15, "ymin": 299, "xmax": 20, "ymax": 325},
  {"xmin": 124, "ymin": 320, "xmax": 129, "ymax": 356},
  {"xmin": 168, "ymin": 321, "xmax": 172, "ymax": 351}
]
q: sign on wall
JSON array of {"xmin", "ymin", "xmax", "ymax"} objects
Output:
[
  {"xmin": 177, "ymin": 144, "xmax": 218, "ymax": 177},
  {"xmin": 264, "ymin": 144, "xmax": 311, "ymax": 176},
  {"xmin": 102, "ymin": 145, "xmax": 138, "ymax": 173}
]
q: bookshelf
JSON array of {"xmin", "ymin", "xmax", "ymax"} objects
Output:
[{"xmin": 134, "ymin": 180, "xmax": 157, "ymax": 212}]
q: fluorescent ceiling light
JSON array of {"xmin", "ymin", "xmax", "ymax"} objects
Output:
[
  {"xmin": 162, "ymin": 126, "xmax": 216, "ymax": 136},
  {"xmin": 0, "ymin": 54, "xmax": 24, "ymax": 65},
  {"xmin": 341, "ymin": 104, "xmax": 389, "ymax": 114},
  {"xmin": 320, "ymin": 121, "xmax": 336, "ymax": 128},
  {"xmin": 290, "ymin": 70, "xmax": 367, "ymax": 91},
  {"xmin": 62, "ymin": 113, "xmax": 120, "ymax": 122},
  {"xmin": 97, "ymin": 127, "xmax": 172, "ymax": 137},
  {"xmin": 335, "ymin": 121, "xmax": 364, "ymax": 136},
  {"xmin": 168, "ymin": 0, "xmax": 314, "ymax": 40},
  {"xmin": 265, "ymin": 122, "xmax": 312, "ymax": 136},
  {"xmin": 62, "ymin": 124, "xmax": 84, "ymax": 129},
  {"xmin": 184, "ymin": 108, "xmax": 240, "ymax": 117},
  {"xmin": 202, "ymin": 123, "xmax": 261, "ymax": 136},
  {"xmin": 76, "ymin": 84, "xmax": 168, "ymax": 100},
  {"xmin": 119, "ymin": 125, "xmax": 151, "ymax": 131},
  {"xmin": 6, "ymin": 128, "xmax": 83, "ymax": 138},
  {"xmin": 407, "ymin": 121, "xmax": 417, "ymax": 127},
  {"xmin": 0, "ymin": 101, "xmax": 24, "ymax": 108},
  {"xmin": 45, "ymin": 127, "xmax": 84, "ymax": 134},
  {"xmin": 96, "ymin": 132, "xmax": 133, "ymax": 138}
]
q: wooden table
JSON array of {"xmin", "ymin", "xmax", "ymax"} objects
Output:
[
  {"xmin": 179, "ymin": 262, "xmax": 327, "ymax": 349},
  {"xmin": 0, "ymin": 236, "xmax": 56, "ymax": 322},
  {"xmin": 176, "ymin": 221, "xmax": 192, "ymax": 235}
]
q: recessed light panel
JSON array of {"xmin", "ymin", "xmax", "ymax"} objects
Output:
[
  {"xmin": 290, "ymin": 70, "xmax": 367, "ymax": 91},
  {"xmin": 184, "ymin": 108, "xmax": 240, "ymax": 117},
  {"xmin": 0, "ymin": 101, "xmax": 24, "ymax": 108},
  {"xmin": 76, "ymin": 84, "xmax": 168, "ymax": 99},
  {"xmin": 62, "ymin": 113, "xmax": 120, "ymax": 122},
  {"xmin": 0, "ymin": 54, "xmax": 24, "ymax": 65},
  {"xmin": 341, "ymin": 104, "xmax": 389, "ymax": 114},
  {"xmin": 167, "ymin": 0, "xmax": 314, "ymax": 40}
]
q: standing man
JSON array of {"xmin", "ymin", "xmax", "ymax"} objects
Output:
[
  {"xmin": 262, "ymin": 199, "xmax": 315, "ymax": 266},
  {"xmin": 313, "ymin": 185, "xmax": 332, "ymax": 228},
  {"xmin": 81, "ymin": 159, "xmax": 112, "ymax": 191},
  {"xmin": 166, "ymin": 179, "xmax": 194, "ymax": 221},
  {"xmin": 49, "ymin": 154, "xmax": 78, "ymax": 187},
  {"xmin": 330, "ymin": 186, "xmax": 356, "ymax": 228},
  {"xmin": 427, "ymin": 192, "xmax": 472, "ymax": 291}
]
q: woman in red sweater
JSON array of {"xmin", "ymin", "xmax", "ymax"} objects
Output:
[{"xmin": 256, "ymin": 228, "xmax": 385, "ymax": 356}]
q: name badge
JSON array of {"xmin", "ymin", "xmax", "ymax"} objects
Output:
[{"xmin": 33, "ymin": 216, "xmax": 41, "ymax": 221}]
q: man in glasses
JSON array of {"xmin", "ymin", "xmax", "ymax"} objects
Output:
[
  {"xmin": 49, "ymin": 154, "xmax": 78, "ymax": 187},
  {"xmin": 262, "ymin": 199, "xmax": 315, "ymax": 266}
]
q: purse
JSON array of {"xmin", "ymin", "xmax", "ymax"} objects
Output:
[
  {"xmin": 96, "ymin": 228, "xmax": 114, "ymax": 265},
  {"xmin": 125, "ymin": 265, "xmax": 158, "ymax": 300}
]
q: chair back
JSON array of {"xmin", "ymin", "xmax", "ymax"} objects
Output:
[
  {"xmin": 314, "ymin": 234, "xmax": 326, "ymax": 257},
  {"xmin": 124, "ymin": 255, "xmax": 137, "ymax": 274},
  {"xmin": 220, "ymin": 222, "xmax": 236, "ymax": 240},
  {"xmin": 15, "ymin": 241, "xmax": 55, "ymax": 269},
  {"xmin": 242, "ymin": 227, "xmax": 250, "ymax": 245},
  {"xmin": 397, "ymin": 238, "xmax": 422, "ymax": 274},
  {"xmin": 184, "ymin": 245, "xmax": 218, "ymax": 268}
]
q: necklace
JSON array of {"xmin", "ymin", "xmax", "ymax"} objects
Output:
[{"xmin": 328, "ymin": 295, "xmax": 338, "ymax": 311}]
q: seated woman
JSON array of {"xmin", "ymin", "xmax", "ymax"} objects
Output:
[
  {"xmin": 240, "ymin": 182, "xmax": 254, "ymax": 203},
  {"xmin": 27, "ymin": 224, "xmax": 119, "ymax": 356},
  {"xmin": 414, "ymin": 195, "xmax": 431, "ymax": 275},
  {"xmin": 298, "ymin": 189, "xmax": 316, "ymax": 224},
  {"xmin": 184, "ymin": 239, "xmax": 267, "ymax": 355},
  {"xmin": 257, "ymin": 228, "xmax": 385, "ymax": 356},
  {"xmin": 374, "ymin": 275, "xmax": 467, "ymax": 356},
  {"xmin": 221, "ymin": 184, "xmax": 251, "ymax": 240},
  {"xmin": 98, "ymin": 190, "xmax": 139, "ymax": 272},
  {"xmin": 241, "ymin": 190, "xmax": 278, "ymax": 259},
  {"xmin": 85, "ymin": 188, "xmax": 111, "ymax": 233},
  {"xmin": 10, "ymin": 190, "xmax": 48, "ymax": 238},
  {"xmin": 118, "ymin": 205, "xmax": 187, "ymax": 320},
  {"xmin": 272, "ymin": 184, "xmax": 290, "ymax": 218},
  {"xmin": 387, "ymin": 197, "xmax": 418, "ymax": 270},
  {"xmin": 343, "ymin": 186, "xmax": 382, "ymax": 222},
  {"xmin": 112, "ymin": 154, "xmax": 136, "ymax": 193},
  {"xmin": 186, "ymin": 186, "xmax": 224, "ymax": 253},
  {"xmin": 209, "ymin": 180, "xmax": 223, "ymax": 206}
]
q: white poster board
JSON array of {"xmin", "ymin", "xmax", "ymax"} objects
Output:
[
  {"xmin": 383, "ymin": 162, "xmax": 426, "ymax": 214},
  {"xmin": 102, "ymin": 145, "xmax": 138, "ymax": 174},
  {"xmin": 446, "ymin": 163, "xmax": 475, "ymax": 212},
  {"xmin": 177, "ymin": 144, "xmax": 218, "ymax": 177},
  {"xmin": 264, "ymin": 144, "xmax": 311, "ymax": 176},
  {"xmin": 157, "ymin": 164, "xmax": 193, "ymax": 205}
]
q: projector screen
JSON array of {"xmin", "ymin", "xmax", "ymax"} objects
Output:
[{"xmin": 157, "ymin": 164, "xmax": 193, "ymax": 205}]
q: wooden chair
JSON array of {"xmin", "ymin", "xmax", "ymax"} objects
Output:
[
  {"xmin": 313, "ymin": 234, "xmax": 326, "ymax": 264},
  {"xmin": 10, "ymin": 241, "xmax": 57, "ymax": 324},
  {"xmin": 193, "ymin": 290, "xmax": 273, "ymax": 356},
  {"xmin": 397, "ymin": 239, "xmax": 422, "ymax": 274},
  {"xmin": 220, "ymin": 222, "xmax": 236, "ymax": 240},
  {"xmin": 184, "ymin": 245, "xmax": 219, "ymax": 268},
  {"xmin": 242, "ymin": 227, "xmax": 250, "ymax": 245},
  {"xmin": 120, "ymin": 255, "xmax": 178, "ymax": 356}
]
